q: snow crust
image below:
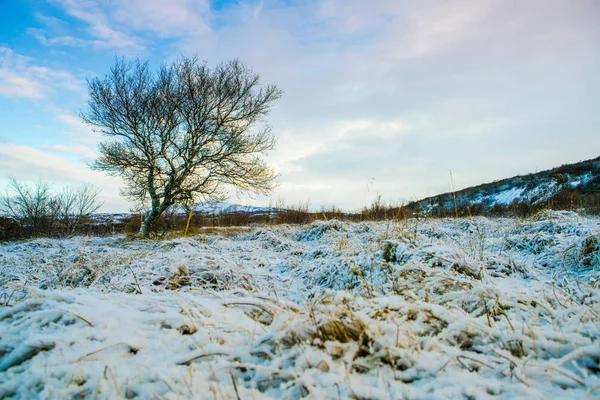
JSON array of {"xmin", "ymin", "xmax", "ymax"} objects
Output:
[{"xmin": 1, "ymin": 211, "xmax": 599, "ymax": 398}]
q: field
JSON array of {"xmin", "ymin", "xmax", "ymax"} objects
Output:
[{"xmin": 1, "ymin": 211, "xmax": 599, "ymax": 399}]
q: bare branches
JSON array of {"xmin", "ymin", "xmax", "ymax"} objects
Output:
[
  {"xmin": 81, "ymin": 56, "xmax": 282, "ymax": 236},
  {"xmin": 1, "ymin": 178, "xmax": 103, "ymax": 237},
  {"xmin": 1, "ymin": 178, "xmax": 57, "ymax": 233}
]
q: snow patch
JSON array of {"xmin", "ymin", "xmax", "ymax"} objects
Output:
[{"xmin": 492, "ymin": 187, "xmax": 526, "ymax": 205}]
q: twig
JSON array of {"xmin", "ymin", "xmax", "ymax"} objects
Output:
[
  {"xmin": 176, "ymin": 352, "xmax": 230, "ymax": 366},
  {"xmin": 76, "ymin": 342, "xmax": 138, "ymax": 362},
  {"xmin": 230, "ymin": 371, "xmax": 242, "ymax": 400},
  {"xmin": 126, "ymin": 265, "xmax": 143, "ymax": 294}
]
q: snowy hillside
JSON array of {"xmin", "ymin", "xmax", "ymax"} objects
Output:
[
  {"xmin": 407, "ymin": 156, "xmax": 600, "ymax": 216},
  {"xmin": 1, "ymin": 212, "xmax": 599, "ymax": 398},
  {"xmin": 192, "ymin": 202, "xmax": 281, "ymax": 215}
]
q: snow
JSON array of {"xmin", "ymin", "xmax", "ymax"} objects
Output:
[
  {"xmin": 492, "ymin": 187, "xmax": 526, "ymax": 205},
  {"xmin": 570, "ymin": 172, "xmax": 594, "ymax": 189},
  {"xmin": 1, "ymin": 211, "xmax": 599, "ymax": 398},
  {"xmin": 89, "ymin": 213, "xmax": 131, "ymax": 225},
  {"xmin": 471, "ymin": 179, "xmax": 564, "ymax": 208}
]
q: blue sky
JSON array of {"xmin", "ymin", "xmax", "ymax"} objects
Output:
[{"xmin": 1, "ymin": 0, "xmax": 599, "ymax": 212}]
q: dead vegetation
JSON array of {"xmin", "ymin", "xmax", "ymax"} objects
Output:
[{"xmin": 0, "ymin": 211, "xmax": 599, "ymax": 398}]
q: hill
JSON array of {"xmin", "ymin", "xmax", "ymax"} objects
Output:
[{"xmin": 403, "ymin": 156, "xmax": 600, "ymax": 217}]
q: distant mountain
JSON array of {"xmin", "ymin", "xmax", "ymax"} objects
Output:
[
  {"xmin": 86, "ymin": 203, "xmax": 280, "ymax": 225},
  {"xmin": 404, "ymin": 156, "xmax": 600, "ymax": 216},
  {"xmin": 192, "ymin": 202, "xmax": 280, "ymax": 215}
]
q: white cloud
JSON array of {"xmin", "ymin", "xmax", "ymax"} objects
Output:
[
  {"xmin": 38, "ymin": 0, "xmax": 211, "ymax": 51},
  {"xmin": 315, "ymin": 0, "xmax": 397, "ymax": 35},
  {"xmin": 20, "ymin": 108, "xmax": 106, "ymax": 166},
  {"xmin": 28, "ymin": 28, "xmax": 102, "ymax": 48},
  {"xmin": 400, "ymin": 0, "xmax": 492, "ymax": 59},
  {"xmin": 41, "ymin": 143, "xmax": 96, "ymax": 159},
  {"xmin": 0, "ymin": 47, "xmax": 81, "ymax": 99},
  {"xmin": 54, "ymin": 111, "xmax": 102, "ymax": 145},
  {"xmin": 0, "ymin": 143, "xmax": 91, "ymax": 181},
  {"xmin": 110, "ymin": 0, "xmax": 211, "ymax": 38},
  {"xmin": 48, "ymin": 0, "xmax": 142, "ymax": 50}
]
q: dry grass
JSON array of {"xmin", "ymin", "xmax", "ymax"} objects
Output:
[{"xmin": 1, "ymin": 212, "xmax": 599, "ymax": 398}]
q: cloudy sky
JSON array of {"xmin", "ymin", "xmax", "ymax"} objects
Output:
[{"xmin": 1, "ymin": 0, "xmax": 599, "ymax": 212}]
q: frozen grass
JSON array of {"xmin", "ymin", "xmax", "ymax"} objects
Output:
[{"xmin": 0, "ymin": 211, "xmax": 599, "ymax": 398}]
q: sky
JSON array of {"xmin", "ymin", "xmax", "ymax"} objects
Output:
[{"xmin": 0, "ymin": 0, "xmax": 599, "ymax": 212}]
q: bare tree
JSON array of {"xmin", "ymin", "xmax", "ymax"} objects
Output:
[
  {"xmin": 1, "ymin": 178, "xmax": 103, "ymax": 237},
  {"xmin": 80, "ymin": 56, "xmax": 282, "ymax": 236},
  {"xmin": 55, "ymin": 183, "xmax": 104, "ymax": 235},
  {"xmin": 1, "ymin": 177, "xmax": 58, "ymax": 234}
]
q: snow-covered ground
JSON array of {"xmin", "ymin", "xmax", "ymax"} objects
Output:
[{"xmin": 1, "ymin": 211, "xmax": 599, "ymax": 399}]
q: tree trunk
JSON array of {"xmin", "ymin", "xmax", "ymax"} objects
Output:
[
  {"xmin": 139, "ymin": 210, "xmax": 156, "ymax": 237},
  {"xmin": 139, "ymin": 200, "xmax": 171, "ymax": 237}
]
